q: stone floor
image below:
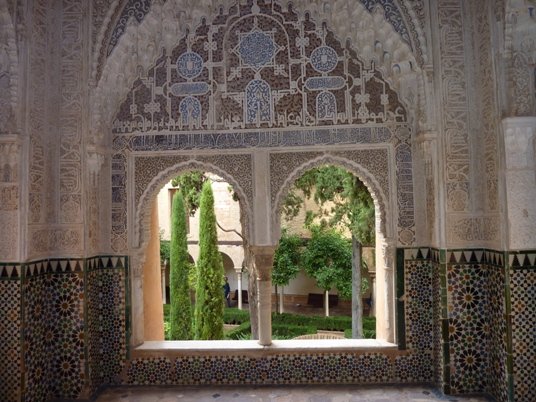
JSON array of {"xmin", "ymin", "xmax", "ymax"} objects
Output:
[{"xmin": 95, "ymin": 385, "xmax": 493, "ymax": 402}]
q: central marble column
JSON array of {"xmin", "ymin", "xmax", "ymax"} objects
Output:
[{"xmin": 250, "ymin": 246, "xmax": 276, "ymax": 346}]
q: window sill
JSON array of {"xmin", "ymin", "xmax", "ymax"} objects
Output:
[{"xmin": 132, "ymin": 339, "xmax": 399, "ymax": 358}]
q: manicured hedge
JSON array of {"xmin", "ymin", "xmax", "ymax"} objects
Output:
[
  {"xmin": 225, "ymin": 321, "xmax": 252, "ymax": 340},
  {"xmin": 223, "ymin": 308, "xmax": 250, "ymax": 324},
  {"xmin": 165, "ymin": 305, "xmax": 377, "ymax": 339},
  {"xmin": 271, "ymin": 312, "xmax": 374, "ymax": 332},
  {"xmin": 272, "ymin": 323, "xmax": 317, "ymax": 339}
]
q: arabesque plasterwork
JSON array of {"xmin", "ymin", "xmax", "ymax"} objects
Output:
[{"xmin": 91, "ymin": 0, "xmax": 427, "ymax": 141}]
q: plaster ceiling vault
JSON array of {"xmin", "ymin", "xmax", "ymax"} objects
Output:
[{"xmin": 90, "ymin": 0, "xmax": 429, "ymax": 141}]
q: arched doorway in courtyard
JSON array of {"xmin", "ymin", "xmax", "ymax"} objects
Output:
[
  {"xmin": 272, "ymin": 156, "xmax": 393, "ymax": 341},
  {"xmin": 135, "ymin": 163, "xmax": 252, "ymax": 343}
]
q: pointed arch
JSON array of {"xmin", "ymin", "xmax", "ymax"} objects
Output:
[
  {"xmin": 135, "ymin": 159, "xmax": 252, "ymax": 255},
  {"xmin": 272, "ymin": 153, "xmax": 390, "ymax": 241}
]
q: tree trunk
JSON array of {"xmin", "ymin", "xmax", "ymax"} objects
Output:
[
  {"xmin": 324, "ymin": 290, "xmax": 330, "ymax": 317},
  {"xmin": 352, "ymin": 235, "xmax": 363, "ymax": 338},
  {"xmin": 279, "ymin": 286, "xmax": 284, "ymax": 314}
]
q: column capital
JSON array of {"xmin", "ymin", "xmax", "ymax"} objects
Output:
[{"xmin": 250, "ymin": 245, "xmax": 277, "ymax": 281}]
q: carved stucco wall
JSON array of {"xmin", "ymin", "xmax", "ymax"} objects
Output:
[
  {"xmin": 26, "ymin": 0, "xmax": 88, "ymax": 259},
  {"xmin": 435, "ymin": 0, "xmax": 502, "ymax": 248},
  {"xmin": 90, "ymin": 0, "xmax": 428, "ymax": 141},
  {"xmin": 0, "ymin": 0, "xmax": 18, "ymax": 134},
  {"xmin": 107, "ymin": 1, "xmax": 417, "ymax": 256},
  {"xmin": 504, "ymin": 0, "xmax": 536, "ymax": 117},
  {"xmin": 0, "ymin": 1, "xmax": 20, "ymax": 263}
]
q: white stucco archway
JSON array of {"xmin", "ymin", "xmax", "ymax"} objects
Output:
[
  {"xmin": 272, "ymin": 152, "xmax": 397, "ymax": 342},
  {"xmin": 131, "ymin": 158, "xmax": 252, "ymax": 345}
]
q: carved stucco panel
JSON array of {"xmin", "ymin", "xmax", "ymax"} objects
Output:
[
  {"xmin": 447, "ymin": 216, "xmax": 500, "ymax": 243},
  {"xmin": 133, "ymin": 154, "xmax": 253, "ymax": 269},
  {"xmin": 29, "ymin": 227, "xmax": 84, "ymax": 256},
  {"xmin": 59, "ymin": 0, "xmax": 85, "ymax": 230},
  {"xmin": 474, "ymin": 0, "xmax": 500, "ymax": 214},
  {"xmin": 512, "ymin": 52, "xmax": 535, "ymax": 116},
  {"xmin": 0, "ymin": 211, "xmax": 17, "ymax": 260},
  {"xmin": 0, "ymin": 0, "xmax": 19, "ymax": 134},
  {"xmin": 27, "ymin": 0, "xmax": 48, "ymax": 231},
  {"xmin": 0, "ymin": 185, "xmax": 18, "ymax": 210},
  {"xmin": 269, "ymin": 149, "xmax": 394, "ymax": 243},
  {"xmin": 91, "ymin": 0, "xmax": 423, "ymax": 138},
  {"xmin": 438, "ymin": 1, "xmax": 471, "ymax": 217}
]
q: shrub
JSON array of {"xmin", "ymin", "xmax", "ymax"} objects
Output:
[
  {"xmin": 272, "ymin": 312, "xmax": 351, "ymax": 331},
  {"xmin": 223, "ymin": 308, "xmax": 250, "ymax": 325},
  {"xmin": 272, "ymin": 324, "xmax": 316, "ymax": 339},
  {"xmin": 225, "ymin": 321, "xmax": 252, "ymax": 340}
]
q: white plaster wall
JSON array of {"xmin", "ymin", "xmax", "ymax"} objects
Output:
[{"xmin": 503, "ymin": 117, "xmax": 536, "ymax": 250}]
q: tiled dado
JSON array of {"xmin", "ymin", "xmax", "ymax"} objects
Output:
[
  {"xmin": 23, "ymin": 259, "xmax": 86, "ymax": 401},
  {"xmin": 403, "ymin": 248, "xmax": 510, "ymax": 400},
  {"xmin": 508, "ymin": 251, "xmax": 536, "ymax": 402},
  {"xmin": 125, "ymin": 351, "xmax": 434, "ymax": 386},
  {"xmin": 0, "ymin": 256, "xmax": 128, "ymax": 402},
  {"xmin": 0, "ymin": 263, "xmax": 22, "ymax": 402},
  {"xmin": 87, "ymin": 256, "xmax": 129, "ymax": 395}
]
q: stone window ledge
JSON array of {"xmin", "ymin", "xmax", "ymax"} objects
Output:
[{"xmin": 133, "ymin": 339, "xmax": 400, "ymax": 358}]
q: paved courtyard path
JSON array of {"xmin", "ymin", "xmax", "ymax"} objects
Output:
[{"xmin": 95, "ymin": 385, "xmax": 492, "ymax": 402}]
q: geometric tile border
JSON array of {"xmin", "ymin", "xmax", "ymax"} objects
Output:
[
  {"xmin": 1, "ymin": 250, "xmax": 532, "ymax": 401},
  {"xmin": 487, "ymin": 262, "xmax": 508, "ymax": 402},
  {"xmin": 0, "ymin": 265, "xmax": 21, "ymax": 402},
  {"xmin": 404, "ymin": 259, "xmax": 434, "ymax": 352},
  {"xmin": 407, "ymin": 248, "xmax": 511, "ymax": 400},
  {"xmin": 446, "ymin": 261, "xmax": 490, "ymax": 394},
  {"xmin": 125, "ymin": 352, "xmax": 436, "ymax": 386}
]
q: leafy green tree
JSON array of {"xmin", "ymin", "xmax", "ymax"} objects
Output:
[
  {"xmin": 283, "ymin": 166, "xmax": 374, "ymax": 337},
  {"xmin": 272, "ymin": 229, "xmax": 302, "ymax": 313},
  {"xmin": 169, "ymin": 192, "xmax": 193, "ymax": 339},
  {"xmin": 171, "ymin": 171, "xmax": 207, "ymax": 215},
  {"xmin": 194, "ymin": 181, "xmax": 225, "ymax": 340},
  {"xmin": 302, "ymin": 226, "xmax": 352, "ymax": 316}
]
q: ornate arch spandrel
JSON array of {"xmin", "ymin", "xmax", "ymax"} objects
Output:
[
  {"xmin": 134, "ymin": 156, "xmax": 253, "ymax": 257},
  {"xmin": 91, "ymin": 0, "xmax": 425, "ymax": 138},
  {"xmin": 270, "ymin": 151, "xmax": 391, "ymax": 241}
]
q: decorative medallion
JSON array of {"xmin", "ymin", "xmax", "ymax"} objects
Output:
[
  {"xmin": 176, "ymin": 52, "xmax": 204, "ymax": 80},
  {"xmin": 239, "ymin": 31, "xmax": 276, "ymax": 70},
  {"xmin": 310, "ymin": 46, "xmax": 338, "ymax": 73}
]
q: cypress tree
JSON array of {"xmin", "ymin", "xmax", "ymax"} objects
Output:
[
  {"xmin": 194, "ymin": 181, "xmax": 225, "ymax": 339},
  {"xmin": 169, "ymin": 191, "xmax": 192, "ymax": 339}
]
